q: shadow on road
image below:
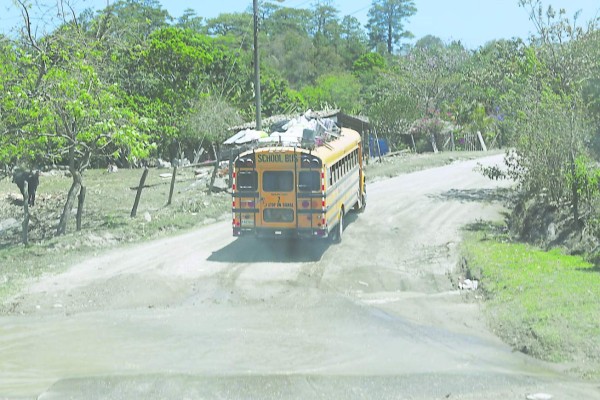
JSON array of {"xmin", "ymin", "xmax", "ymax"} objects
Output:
[
  {"xmin": 431, "ymin": 187, "xmax": 513, "ymax": 204},
  {"xmin": 208, "ymin": 237, "xmax": 331, "ymax": 263}
]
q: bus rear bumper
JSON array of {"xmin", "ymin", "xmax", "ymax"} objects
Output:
[{"xmin": 233, "ymin": 227, "xmax": 329, "ymax": 239}]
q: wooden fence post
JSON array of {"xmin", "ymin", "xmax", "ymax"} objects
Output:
[
  {"xmin": 477, "ymin": 131, "xmax": 488, "ymax": 152},
  {"xmin": 167, "ymin": 165, "xmax": 177, "ymax": 205},
  {"xmin": 22, "ymin": 181, "xmax": 29, "ymax": 245},
  {"xmin": 131, "ymin": 167, "xmax": 149, "ymax": 217}
]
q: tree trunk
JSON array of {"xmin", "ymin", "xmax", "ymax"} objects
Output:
[
  {"xmin": 57, "ymin": 170, "xmax": 82, "ymax": 235},
  {"xmin": 76, "ymin": 186, "xmax": 86, "ymax": 231},
  {"xmin": 570, "ymin": 150, "xmax": 580, "ymax": 227},
  {"xmin": 208, "ymin": 142, "xmax": 221, "ymax": 194},
  {"xmin": 193, "ymin": 147, "xmax": 205, "ymax": 164}
]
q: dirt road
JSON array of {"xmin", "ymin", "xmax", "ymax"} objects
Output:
[{"xmin": 1, "ymin": 154, "xmax": 598, "ymax": 399}]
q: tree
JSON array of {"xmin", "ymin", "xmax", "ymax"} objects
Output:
[
  {"xmin": 262, "ymin": 30, "xmax": 316, "ymax": 88},
  {"xmin": 181, "ymin": 95, "xmax": 243, "ymax": 164},
  {"xmin": 367, "ymin": 77, "xmax": 419, "ymax": 150},
  {"xmin": 205, "ymin": 12, "xmax": 253, "ymax": 50},
  {"xmin": 137, "ymin": 27, "xmax": 247, "ymax": 157},
  {"xmin": 301, "ymin": 72, "xmax": 362, "ymax": 113},
  {"xmin": 92, "ymin": 0, "xmax": 172, "ymax": 44},
  {"xmin": 262, "ymin": 6, "xmax": 312, "ymax": 37},
  {"xmin": 12, "ymin": 0, "xmax": 154, "ymax": 235},
  {"xmin": 176, "ymin": 8, "xmax": 206, "ymax": 33},
  {"xmin": 338, "ymin": 15, "xmax": 369, "ymax": 69},
  {"xmin": 508, "ymin": 0, "xmax": 599, "ymax": 226},
  {"xmin": 366, "ymin": 0, "xmax": 416, "ymax": 54},
  {"xmin": 400, "ymin": 40, "xmax": 471, "ymax": 115}
]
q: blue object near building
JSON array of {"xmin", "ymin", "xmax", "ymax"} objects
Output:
[{"xmin": 369, "ymin": 136, "xmax": 389, "ymax": 157}]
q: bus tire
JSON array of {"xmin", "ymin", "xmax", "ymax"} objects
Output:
[{"xmin": 333, "ymin": 209, "xmax": 344, "ymax": 244}]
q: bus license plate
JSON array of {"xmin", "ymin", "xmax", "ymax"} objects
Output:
[{"xmin": 241, "ymin": 215, "xmax": 254, "ymax": 227}]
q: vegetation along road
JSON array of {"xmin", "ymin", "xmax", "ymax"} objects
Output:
[{"xmin": 1, "ymin": 154, "xmax": 598, "ymax": 399}]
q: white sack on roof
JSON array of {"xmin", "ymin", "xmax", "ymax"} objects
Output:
[
  {"xmin": 224, "ymin": 129, "xmax": 267, "ymax": 145},
  {"xmin": 235, "ymin": 130, "xmax": 267, "ymax": 144},
  {"xmin": 223, "ymin": 130, "xmax": 246, "ymax": 145}
]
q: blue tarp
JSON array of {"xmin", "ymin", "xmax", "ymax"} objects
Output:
[{"xmin": 369, "ymin": 136, "xmax": 389, "ymax": 157}]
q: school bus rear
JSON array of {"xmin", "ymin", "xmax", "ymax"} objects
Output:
[{"xmin": 232, "ymin": 148, "xmax": 328, "ymax": 238}]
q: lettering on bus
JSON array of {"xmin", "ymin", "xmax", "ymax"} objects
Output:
[
  {"xmin": 265, "ymin": 202, "xmax": 294, "ymax": 208},
  {"xmin": 257, "ymin": 154, "xmax": 298, "ymax": 163}
]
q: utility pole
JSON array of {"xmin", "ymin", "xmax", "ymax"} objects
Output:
[{"xmin": 253, "ymin": 0, "xmax": 262, "ymax": 131}]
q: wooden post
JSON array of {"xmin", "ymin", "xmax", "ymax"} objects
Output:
[
  {"xmin": 131, "ymin": 167, "xmax": 149, "ymax": 217},
  {"xmin": 430, "ymin": 133, "xmax": 439, "ymax": 153},
  {"xmin": 363, "ymin": 131, "xmax": 369, "ymax": 165},
  {"xmin": 167, "ymin": 165, "xmax": 178, "ymax": 205},
  {"xmin": 22, "ymin": 181, "xmax": 29, "ymax": 246},
  {"xmin": 228, "ymin": 158, "xmax": 233, "ymax": 188},
  {"xmin": 208, "ymin": 143, "xmax": 221, "ymax": 194},
  {"xmin": 76, "ymin": 186, "xmax": 86, "ymax": 231},
  {"xmin": 477, "ymin": 131, "xmax": 488, "ymax": 152},
  {"xmin": 374, "ymin": 129, "xmax": 383, "ymax": 162}
]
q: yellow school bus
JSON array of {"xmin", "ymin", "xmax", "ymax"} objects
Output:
[{"xmin": 232, "ymin": 127, "xmax": 366, "ymax": 242}]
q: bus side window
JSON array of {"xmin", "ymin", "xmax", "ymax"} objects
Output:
[{"xmin": 333, "ymin": 165, "xmax": 337, "ymax": 183}]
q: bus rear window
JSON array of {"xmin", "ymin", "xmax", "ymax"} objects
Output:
[
  {"xmin": 298, "ymin": 171, "xmax": 320, "ymax": 192},
  {"xmin": 237, "ymin": 171, "xmax": 257, "ymax": 191},
  {"xmin": 263, "ymin": 171, "xmax": 293, "ymax": 192}
]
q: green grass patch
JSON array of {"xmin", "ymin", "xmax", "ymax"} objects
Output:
[{"xmin": 462, "ymin": 225, "xmax": 600, "ymax": 373}]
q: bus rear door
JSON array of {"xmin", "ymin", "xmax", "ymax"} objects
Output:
[{"xmin": 258, "ymin": 168, "xmax": 297, "ymax": 237}]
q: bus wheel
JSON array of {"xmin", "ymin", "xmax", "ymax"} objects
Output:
[{"xmin": 333, "ymin": 210, "xmax": 344, "ymax": 243}]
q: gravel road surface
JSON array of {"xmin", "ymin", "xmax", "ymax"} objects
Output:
[{"xmin": 1, "ymin": 154, "xmax": 598, "ymax": 399}]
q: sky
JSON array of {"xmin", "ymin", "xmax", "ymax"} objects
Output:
[{"xmin": 1, "ymin": 0, "xmax": 599, "ymax": 49}]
